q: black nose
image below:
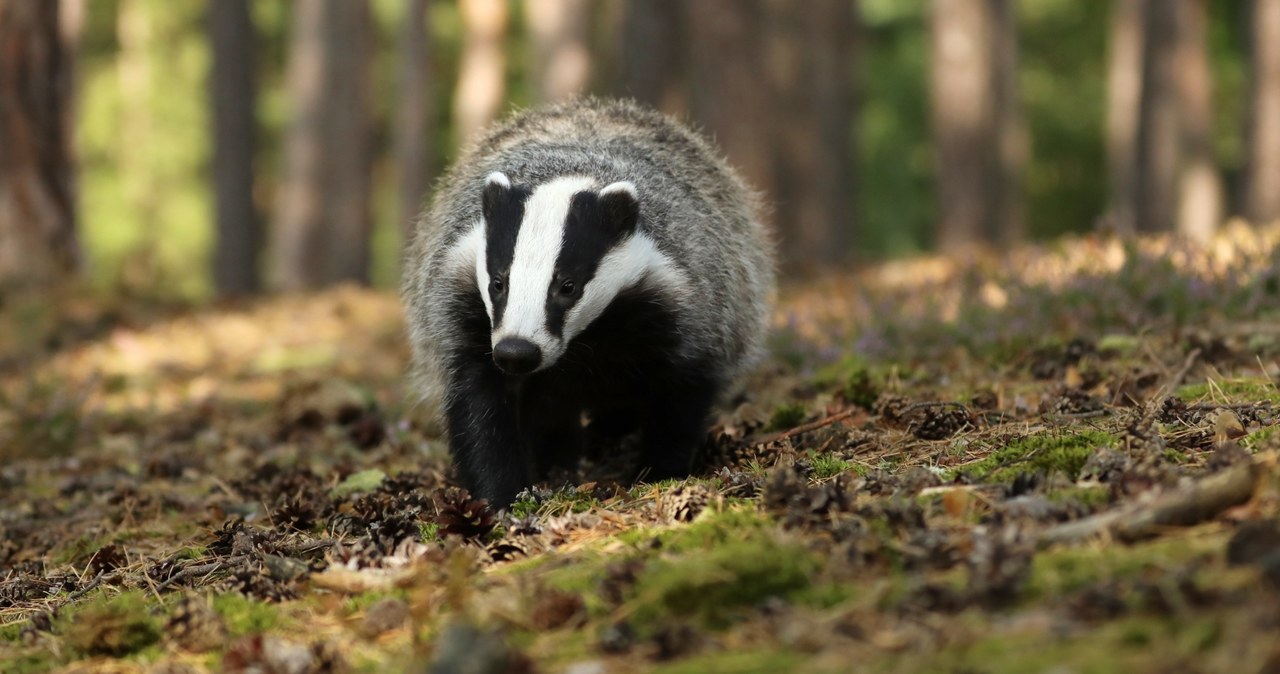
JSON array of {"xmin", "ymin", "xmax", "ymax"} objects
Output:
[{"xmin": 493, "ymin": 338, "xmax": 542, "ymax": 375}]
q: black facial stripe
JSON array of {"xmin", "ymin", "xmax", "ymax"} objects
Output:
[
  {"xmin": 544, "ymin": 191, "xmax": 632, "ymax": 338},
  {"xmin": 483, "ymin": 181, "xmax": 532, "ymax": 328}
]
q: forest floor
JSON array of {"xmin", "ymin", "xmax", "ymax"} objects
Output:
[{"xmin": 4, "ymin": 225, "xmax": 1280, "ymax": 674}]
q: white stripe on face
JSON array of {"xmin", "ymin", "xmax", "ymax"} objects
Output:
[
  {"xmin": 562, "ymin": 232, "xmax": 689, "ymax": 341},
  {"xmin": 491, "ymin": 176, "xmax": 597, "ymax": 363},
  {"xmin": 458, "ymin": 220, "xmax": 494, "ymax": 320}
]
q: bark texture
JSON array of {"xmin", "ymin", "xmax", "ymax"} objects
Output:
[
  {"xmin": 396, "ymin": 0, "xmax": 433, "ymax": 238},
  {"xmin": 273, "ymin": 0, "xmax": 373, "ymax": 290},
  {"xmin": 1246, "ymin": 0, "xmax": 1280, "ymax": 225},
  {"xmin": 1106, "ymin": 0, "xmax": 1146, "ymax": 233},
  {"xmin": 616, "ymin": 0, "xmax": 686, "ymax": 114},
  {"xmin": 210, "ymin": 0, "xmax": 260, "ymax": 296},
  {"xmin": 0, "ymin": 0, "xmax": 79, "ymax": 286},
  {"xmin": 1174, "ymin": 0, "xmax": 1220, "ymax": 243}
]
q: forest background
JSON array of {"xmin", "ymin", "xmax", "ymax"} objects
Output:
[{"xmin": 3, "ymin": 0, "xmax": 1275, "ymax": 299}]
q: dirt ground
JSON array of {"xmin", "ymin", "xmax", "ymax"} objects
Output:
[{"xmin": 3, "ymin": 225, "xmax": 1280, "ymax": 673}]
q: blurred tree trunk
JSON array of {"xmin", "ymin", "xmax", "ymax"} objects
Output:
[
  {"xmin": 1106, "ymin": 0, "xmax": 1145, "ymax": 234},
  {"xmin": 1245, "ymin": 0, "xmax": 1280, "ymax": 225},
  {"xmin": 0, "ymin": 0, "xmax": 79, "ymax": 287},
  {"xmin": 989, "ymin": 0, "xmax": 1024, "ymax": 245},
  {"xmin": 210, "ymin": 0, "xmax": 260, "ymax": 296},
  {"xmin": 525, "ymin": 0, "xmax": 591, "ymax": 103},
  {"xmin": 616, "ymin": 0, "xmax": 685, "ymax": 114},
  {"xmin": 686, "ymin": 1, "xmax": 775, "ymax": 224},
  {"xmin": 764, "ymin": 0, "xmax": 859, "ymax": 268},
  {"xmin": 396, "ymin": 0, "xmax": 433, "ymax": 239},
  {"xmin": 930, "ymin": 0, "xmax": 993, "ymax": 251},
  {"xmin": 274, "ymin": 0, "xmax": 373, "ymax": 290},
  {"xmin": 1174, "ymin": 0, "xmax": 1220, "ymax": 243},
  {"xmin": 453, "ymin": 0, "xmax": 507, "ymax": 145},
  {"xmin": 1134, "ymin": 1, "xmax": 1179, "ymax": 233}
]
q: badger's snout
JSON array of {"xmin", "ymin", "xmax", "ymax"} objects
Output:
[{"xmin": 493, "ymin": 337, "xmax": 542, "ymax": 375}]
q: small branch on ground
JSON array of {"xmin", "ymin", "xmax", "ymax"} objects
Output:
[
  {"xmin": 750, "ymin": 408, "xmax": 859, "ymax": 445},
  {"xmin": 1038, "ymin": 460, "xmax": 1260, "ymax": 547},
  {"xmin": 155, "ymin": 555, "xmax": 248, "ymax": 593}
]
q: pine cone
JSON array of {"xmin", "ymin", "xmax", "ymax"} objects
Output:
[
  {"xmin": 659, "ymin": 485, "xmax": 711, "ymax": 523},
  {"xmin": 165, "ymin": 594, "xmax": 227, "ymax": 652},
  {"xmin": 433, "ymin": 488, "xmax": 497, "ymax": 540},
  {"xmin": 913, "ymin": 407, "xmax": 973, "ymax": 440}
]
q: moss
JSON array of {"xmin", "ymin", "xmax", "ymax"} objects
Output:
[
  {"xmin": 58, "ymin": 591, "xmax": 160, "ymax": 657},
  {"xmin": 342, "ymin": 589, "xmax": 410, "ymax": 616},
  {"xmin": 508, "ymin": 493, "xmax": 540, "ymax": 519},
  {"xmin": 419, "ymin": 522, "xmax": 440, "ymax": 543},
  {"xmin": 1177, "ymin": 378, "xmax": 1280, "ymax": 403},
  {"xmin": 955, "ymin": 429, "xmax": 1116, "ymax": 483},
  {"xmin": 902, "ymin": 614, "xmax": 1235, "ymax": 674},
  {"xmin": 537, "ymin": 486, "xmax": 601, "ymax": 516},
  {"xmin": 618, "ymin": 507, "xmax": 772, "ymax": 553},
  {"xmin": 765, "ymin": 402, "xmax": 808, "ymax": 432},
  {"xmin": 628, "ymin": 535, "xmax": 817, "ymax": 630},
  {"xmin": 331, "ymin": 468, "xmax": 387, "ymax": 497},
  {"xmin": 1025, "ymin": 534, "xmax": 1238, "ymax": 601},
  {"xmin": 842, "ymin": 367, "xmax": 881, "ymax": 409},
  {"xmin": 808, "ymin": 453, "xmax": 863, "ymax": 479},
  {"xmin": 1243, "ymin": 424, "xmax": 1280, "ymax": 451},
  {"xmin": 649, "ymin": 649, "xmax": 806, "ymax": 674},
  {"xmin": 212, "ymin": 593, "xmax": 285, "ymax": 636},
  {"xmin": 1097, "ymin": 333, "xmax": 1142, "ymax": 355},
  {"xmin": 0, "ymin": 652, "xmax": 58, "ymax": 674},
  {"xmin": 49, "ymin": 533, "xmax": 110, "ymax": 567}
]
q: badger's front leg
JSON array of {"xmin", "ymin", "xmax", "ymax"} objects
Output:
[
  {"xmin": 637, "ymin": 370, "xmax": 719, "ymax": 481},
  {"xmin": 444, "ymin": 358, "xmax": 532, "ymax": 507},
  {"xmin": 514, "ymin": 378, "xmax": 586, "ymax": 480}
]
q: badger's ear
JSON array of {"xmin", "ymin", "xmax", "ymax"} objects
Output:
[
  {"xmin": 598, "ymin": 181, "xmax": 639, "ymax": 236},
  {"xmin": 482, "ymin": 172, "xmax": 512, "ymax": 222}
]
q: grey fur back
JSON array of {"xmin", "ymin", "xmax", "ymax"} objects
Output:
[{"xmin": 403, "ymin": 98, "xmax": 775, "ymax": 408}]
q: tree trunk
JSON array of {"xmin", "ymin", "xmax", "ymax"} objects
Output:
[
  {"xmin": 930, "ymin": 0, "xmax": 993, "ymax": 251},
  {"xmin": 525, "ymin": 0, "xmax": 592, "ymax": 103},
  {"xmin": 1245, "ymin": 0, "xmax": 1280, "ymax": 226},
  {"xmin": 764, "ymin": 0, "xmax": 858, "ymax": 269},
  {"xmin": 686, "ymin": 1, "xmax": 775, "ymax": 218},
  {"xmin": 210, "ymin": 0, "xmax": 260, "ymax": 296},
  {"xmin": 1134, "ymin": 1, "xmax": 1180, "ymax": 233},
  {"xmin": 0, "ymin": 0, "xmax": 79, "ymax": 286},
  {"xmin": 1174, "ymin": 0, "xmax": 1220, "ymax": 243},
  {"xmin": 274, "ymin": 0, "xmax": 373, "ymax": 290},
  {"xmin": 396, "ymin": 0, "xmax": 433, "ymax": 239},
  {"xmin": 616, "ymin": 0, "xmax": 686, "ymax": 114},
  {"xmin": 1106, "ymin": 0, "xmax": 1146, "ymax": 234},
  {"xmin": 989, "ymin": 0, "xmax": 1024, "ymax": 245},
  {"xmin": 453, "ymin": 0, "xmax": 508, "ymax": 145}
]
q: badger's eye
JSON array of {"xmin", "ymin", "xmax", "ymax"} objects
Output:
[
  {"xmin": 490, "ymin": 276, "xmax": 505, "ymax": 294},
  {"xmin": 559, "ymin": 279, "xmax": 576, "ymax": 296}
]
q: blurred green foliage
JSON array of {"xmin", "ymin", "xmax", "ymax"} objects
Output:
[{"xmin": 71, "ymin": 2, "xmax": 1253, "ymax": 298}]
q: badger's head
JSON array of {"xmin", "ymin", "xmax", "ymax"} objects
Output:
[{"xmin": 467, "ymin": 171, "xmax": 684, "ymax": 376}]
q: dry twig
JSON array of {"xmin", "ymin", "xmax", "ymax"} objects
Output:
[{"xmin": 1039, "ymin": 460, "xmax": 1259, "ymax": 547}]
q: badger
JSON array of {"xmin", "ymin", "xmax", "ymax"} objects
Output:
[{"xmin": 403, "ymin": 98, "xmax": 774, "ymax": 507}]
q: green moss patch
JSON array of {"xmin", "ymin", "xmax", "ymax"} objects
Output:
[
  {"xmin": 212, "ymin": 593, "xmax": 286, "ymax": 636},
  {"xmin": 956, "ymin": 429, "xmax": 1116, "ymax": 483},
  {"xmin": 1177, "ymin": 379, "xmax": 1280, "ymax": 404},
  {"xmin": 628, "ymin": 535, "xmax": 817, "ymax": 630},
  {"xmin": 765, "ymin": 403, "xmax": 808, "ymax": 432},
  {"xmin": 59, "ymin": 591, "xmax": 160, "ymax": 657}
]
